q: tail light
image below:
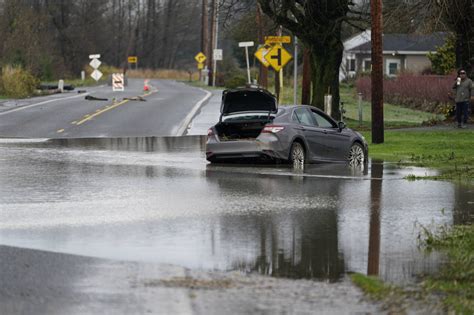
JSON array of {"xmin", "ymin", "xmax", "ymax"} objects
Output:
[
  {"xmin": 262, "ymin": 125, "xmax": 285, "ymax": 134},
  {"xmin": 207, "ymin": 128, "xmax": 215, "ymax": 137}
]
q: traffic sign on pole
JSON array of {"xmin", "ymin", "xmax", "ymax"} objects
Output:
[
  {"xmin": 264, "ymin": 44, "xmax": 292, "ymax": 72},
  {"xmin": 128, "ymin": 56, "xmax": 138, "ymax": 64},
  {"xmin": 254, "ymin": 45, "xmax": 271, "ymax": 68},
  {"xmin": 91, "ymin": 69, "xmax": 103, "ymax": 81},
  {"xmin": 213, "ymin": 49, "xmax": 223, "ymax": 61},
  {"xmin": 89, "ymin": 58, "xmax": 101, "ymax": 69},
  {"xmin": 89, "ymin": 54, "xmax": 101, "ymax": 59},
  {"xmin": 265, "ymin": 36, "xmax": 291, "ymax": 45},
  {"xmin": 195, "ymin": 52, "xmax": 207, "ymax": 63}
]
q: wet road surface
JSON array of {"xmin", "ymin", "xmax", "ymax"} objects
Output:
[
  {"xmin": 0, "ymin": 80, "xmax": 209, "ymax": 138},
  {"xmin": 1, "ymin": 136, "xmax": 472, "ymax": 288}
]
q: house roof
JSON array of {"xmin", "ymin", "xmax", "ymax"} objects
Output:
[{"xmin": 349, "ymin": 32, "xmax": 448, "ymax": 54}]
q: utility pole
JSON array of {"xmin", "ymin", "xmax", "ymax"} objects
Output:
[
  {"xmin": 371, "ymin": 0, "xmax": 384, "ymax": 144},
  {"xmin": 201, "ymin": 0, "xmax": 209, "ymax": 81},
  {"xmin": 256, "ymin": 3, "xmax": 268, "ymax": 88},
  {"xmin": 208, "ymin": 0, "xmax": 218, "ymax": 87}
]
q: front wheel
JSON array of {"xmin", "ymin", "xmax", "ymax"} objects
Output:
[
  {"xmin": 348, "ymin": 143, "xmax": 366, "ymax": 166},
  {"xmin": 290, "ymin": 142, "xmax": 305, "ymax": 169}
]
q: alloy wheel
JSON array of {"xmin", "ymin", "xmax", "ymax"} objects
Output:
[
  {"xmin": 291, "ymin": 142, "xmax": 305, "ymax": 169},
  {"xmin": 348, "ymin": 143, "xmax": 365, "ymax": 166}
]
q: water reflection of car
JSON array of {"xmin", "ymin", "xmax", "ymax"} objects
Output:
[{"xmin": 206, "ymin": 86, "xmax": 368, "ymax": 167}]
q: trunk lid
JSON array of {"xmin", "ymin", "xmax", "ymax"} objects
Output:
[{"xmin": 221, "ymin": 87, "xmax": 277, "ymax": 117}]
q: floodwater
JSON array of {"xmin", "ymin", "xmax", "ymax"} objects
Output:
[{"xmin": 0, "ymin": 136, "xmax": 472, "ymax": 286}]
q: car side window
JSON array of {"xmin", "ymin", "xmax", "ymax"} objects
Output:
[
  {"xmin": 293, "ymin": 108, "xmax": 316, "ymax": 126},
  {"xmin": 311, "ymin": 110, "xmax": 335, "ymax": 128}
]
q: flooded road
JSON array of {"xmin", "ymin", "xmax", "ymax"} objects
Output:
[{"xmin": 0, "ymin": 136, "xmax": 472, "ymax": 286}]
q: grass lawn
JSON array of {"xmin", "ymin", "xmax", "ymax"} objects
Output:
[
  {"xmin": 420, "ymin": 225, "xmax": 474, "ymax": 314},
  {"xmin": 362, "ymin": 130, "xmax": 474, "ymax": 181}
]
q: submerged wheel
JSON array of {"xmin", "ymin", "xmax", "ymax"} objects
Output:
[
  {"xmin": 348, "ymin": 143, "xmax": 366, "ymax": 166},
  {"xmin": 290, "ymin": 142, "xmax": 305, "ymax": 169}
]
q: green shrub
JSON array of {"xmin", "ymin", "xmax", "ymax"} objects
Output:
[
  {"xmin": 428, "ymin": 35, "xmax": 456, "ymax": 75},
  {"xmin": 1, "ymin": 65, "xmax": 39, "ymax": 98}
]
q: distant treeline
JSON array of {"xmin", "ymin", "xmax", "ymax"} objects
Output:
[{"xmin": 0, "ymin": 0, "xmax": 201, "ymax": 80}]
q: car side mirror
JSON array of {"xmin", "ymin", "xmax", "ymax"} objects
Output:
[{"xmin": 338, "ymin": 121, "xmax": 346, "ymax": 131}]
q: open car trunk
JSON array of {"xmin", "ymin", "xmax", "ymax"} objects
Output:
[
  {"xmin": 216, "ymin": 87, "xmax": 278, "ymax": 141},
  {"xmin": 215, "ymin": 118, "xmax": 273, "ymax": 141}
]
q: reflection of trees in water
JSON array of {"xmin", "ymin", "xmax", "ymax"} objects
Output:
[
  {"xmin": 207, "ymin": 173, "xmax": 346, "ymax": 281},
  {"xmin": 256, "ymin": 210, "xmax": 344, "ymax": 281}
]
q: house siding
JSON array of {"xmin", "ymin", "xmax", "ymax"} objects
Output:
[{"xmin": 405, "ymin": 55, "xmax": 431, "ymax": 73}]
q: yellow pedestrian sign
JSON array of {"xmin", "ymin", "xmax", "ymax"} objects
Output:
[
  {"xmin": 254, "ymin": 46, "xmax": 271, "ymax": 68},
  {"xmin": 264, "ymin": 44, "xmax": 292, "ymax": 72},
  {"xmin": 195, "ymin": 52, "xmax": 207, "ymax": 64}
]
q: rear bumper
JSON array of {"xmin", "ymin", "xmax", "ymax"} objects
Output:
[{"xmin": 206, "ymin": 138, "xmax": 285, "ymax": 162}]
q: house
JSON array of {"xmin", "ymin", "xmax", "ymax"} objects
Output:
[
  {"xmin": 340, "ymin": 32, "xmax": 448, "ymax": 80},
  {"xmin": 340, "ymin": 30, "xmax": 371, "ymax": 81}
]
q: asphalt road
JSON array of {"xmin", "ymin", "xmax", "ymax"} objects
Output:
[{"xmin": 0, "ymin": 79, "xmax": 210, "ymax": 138}]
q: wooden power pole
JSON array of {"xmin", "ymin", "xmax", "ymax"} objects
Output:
[
  {"xmin": 201, "ymin": 0, "xmax": 209, "ymax": 61},
  {"xmin": 256, "ymin": 3, "xmax": 268, "ymax": 88},
  {"xmin": 201, "ymin": 0, "xmax": 209, "ymax": 81},
  {"xmin": 371, "ymin": 0, "xmax": 384, "ymax": 144},
  {"xmin": 208, "ymin": 0, "xmax": 218, "ymax": 86}
]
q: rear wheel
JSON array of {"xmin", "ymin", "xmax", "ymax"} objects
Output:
[
  {"xmin": 290, "ymin": 142, "xmax": 305, "ymax": 169},
  {"xmin": 348, "ymin": 143, "xmax": 366, "ymax": 166}
]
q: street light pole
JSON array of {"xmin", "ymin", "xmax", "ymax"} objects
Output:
[{"xmin": 371, "ymin": 0, "xmax": 384, "ymax": 144}]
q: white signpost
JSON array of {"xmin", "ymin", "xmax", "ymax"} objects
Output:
[
  {"xmin": 213, "ymin": 49, "xmax": 223, "ymax": 61},
  {"xmin": 89, "ymin": 54, "xmax": 103, "ymax": 82},
  {"xmin": 238, "ymin": 41, "xmax": 254, "ymax": 84}
]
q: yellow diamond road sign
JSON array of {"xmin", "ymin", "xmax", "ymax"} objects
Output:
[
  {"xmin": 195, "ymin": 52, "xmax": 207, "ymax": 63},
  {"xmin": 254, "ymin": 46, "xmax": 270, "ymax": 68},
  {"xmin": 264, "ymin": 44, "xmax": 292, "ymax": 72}
]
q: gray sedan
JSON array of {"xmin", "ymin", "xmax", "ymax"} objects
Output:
[{"xmin": 206, "ymin": 87, "xmax": 368, "ymax": 167}]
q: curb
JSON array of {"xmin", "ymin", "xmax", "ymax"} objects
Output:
[{"xmin": 176, "ymin": 88, "xmax": 213, "ymax": 136}]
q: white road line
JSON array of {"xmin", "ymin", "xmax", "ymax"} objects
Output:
[
  {"xmin": 0, "ymin": 93, "xmax": 91, "ymax": 116},
  {"xmin": 175, "ymin": 88, "xmax": 213, "ymax": 136}
]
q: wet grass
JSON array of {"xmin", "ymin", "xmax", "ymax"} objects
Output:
[
  {"xmin": 350, "ymin": 274, "xmax": 398, "ymax": 300},
  {"xmin": 361, "ymin": 130, "xmax": 474, "ymax": 181},
  {"xmin": 419, "ymin": 224, "xmax": 474, "ymax": 313}
]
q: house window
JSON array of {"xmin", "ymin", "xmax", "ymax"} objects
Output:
[
  {"xmin": 363, "ymin": 59, "xmax": 372, "ymax": 71},
  {"xmin": 386, "ymin": 59, "xmax": 401, "ymax": 76},
  {"xmin": 346, "ymin": 58, "xmax": 356, "ymax": 72}
]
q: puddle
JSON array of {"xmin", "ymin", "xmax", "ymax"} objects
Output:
[{"xmin": 0, "ymin": 136, "xmax": 472, "ymax": 286}]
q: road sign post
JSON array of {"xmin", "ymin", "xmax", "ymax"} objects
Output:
[
  {"xmin": 264, "ymin": 44, "xmax": 292, "ymax": 72},
  {"xmin": 89, "ymin": 54, "xmax": 103, "ymax": 82},
  {"xmin": 128, "ymin": 56, "xmax": 138, "ymax": 70},
  {"xmin": 239, "ymin": 41, "xmax": 254, "ymax": 84}
]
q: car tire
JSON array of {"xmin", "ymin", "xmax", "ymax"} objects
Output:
[
  {"xmin": 348, "ymin": 142, "xmax": 366, "ymax": 166},
  {"xmin": 290, "ymin": 142, "xmax": 305, "ymax": 169}
]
